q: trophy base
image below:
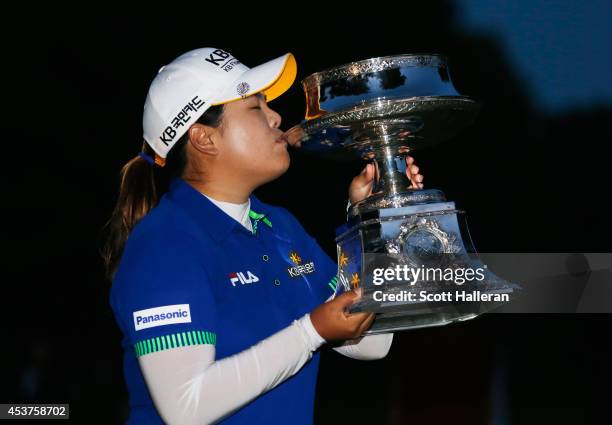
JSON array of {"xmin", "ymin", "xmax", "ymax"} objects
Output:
[
  {"xmin": 363, "ymin": 310, "xmax": 479, "ymax": 335},
  {"xmin": 335, "ymin": 196, "xmax": 521, "ymax": 334},
  {"xmin": 348, "ymin": 285, "xmax": 515, "ymax": 334}
]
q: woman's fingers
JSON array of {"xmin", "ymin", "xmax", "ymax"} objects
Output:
[
  {"xmin": 405, "ymin": 156, "xmax": 424, "ymax": 189},
  {"xmin": 356, "ymin": 164, "xmax": 375, "ymax": 185},
  {"xmin": 356, "ymin": 312, "xmax": 376, "ymax": 336},
  {"xmin": 406, "ymin": 156, "xmax": 419, "ymax": 177},
  {"xmin": 366, "ymin": 163, "xmax": 376, "ymax": 181},
  {"xmin": 343, "ymin": 311, "xmax": 375, "ymax": 338}
]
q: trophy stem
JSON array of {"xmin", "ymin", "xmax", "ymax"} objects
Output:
[{"xmin": 371, "ymin": 146, "xmax": 413, "ymax": 197}]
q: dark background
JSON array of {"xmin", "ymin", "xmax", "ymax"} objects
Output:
[{"xmin": 3, "ymin": 1, "xmax": 611, "ymax": 424}]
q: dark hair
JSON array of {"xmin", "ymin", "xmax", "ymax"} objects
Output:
[{"xmin": 100, "ymin": 105, "xmax": 225, "ymax": 283}]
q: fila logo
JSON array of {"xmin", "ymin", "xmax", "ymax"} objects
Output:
[{"xmin": 229, "ymin": 271, "xmax": 260, "ymax": 287}]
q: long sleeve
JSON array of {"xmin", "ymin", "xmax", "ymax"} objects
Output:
[
  {"xmin": 138, "ymin": 314, "xmax": 324, "ymax": 425},
  {"xmin": 331, "ymin": 332, "xmax": 394, "ymax": 360}
]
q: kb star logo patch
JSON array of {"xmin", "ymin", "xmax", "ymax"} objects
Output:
[{"xmin": 286, "ymin": 250, "xmax": 315, "ymax": 278}]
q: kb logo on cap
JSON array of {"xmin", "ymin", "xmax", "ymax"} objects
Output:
[
  {"xmin": 205, "ymin": 49, "xmax": 241, "ymax": 73},
  {"xmin": 205, "ymin": 49, "xmax": 233, "ymax": 66}
]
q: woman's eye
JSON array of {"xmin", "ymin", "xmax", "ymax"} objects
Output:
[{"xmin": 251, "ymin": 106, "xmax": 261, "ymax": 110}]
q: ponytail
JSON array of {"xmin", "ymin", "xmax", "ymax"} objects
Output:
[
  {"xmin": 100, "ymin": 141, "xmax": 159, "ymax": 282},
  {"xmin": 100, "ymin": 104, "xmax": 225, "ymax": 283}
]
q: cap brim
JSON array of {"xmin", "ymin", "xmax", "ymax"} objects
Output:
[{"xmin": 211, "ymin": 53, "xmax": 297, "ymax": 105}]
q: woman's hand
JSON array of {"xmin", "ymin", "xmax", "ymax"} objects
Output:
[
  {"xmin": 309, "ymin": 289, "xmax": 375, "ymax": 341},
  {"xmin": 348, "ymin": 156, "xmax": 424, "ymax": 205}
]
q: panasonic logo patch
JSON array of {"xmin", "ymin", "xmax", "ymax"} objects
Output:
[{"xmin": 133, "ymin": 304, "xmax": 191, "ymax": 331}]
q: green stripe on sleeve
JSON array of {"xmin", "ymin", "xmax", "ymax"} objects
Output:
[
  {"xmin": 328, "ymin": 275, "xmax": 338, "ymax": 292},
  {"xmin": 133, "ymin": 330, "xmax": 217, "ymax": 358}
]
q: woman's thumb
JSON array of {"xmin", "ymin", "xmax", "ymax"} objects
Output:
[
  {"xmin": 334, "ymin": 288, "xmax": 362, "ymax": 309},
  {"xmin": 356, "ymin": 164, "xmax": 373, "ymax": 181},
  {"xmin": 363, "ymin": 163, "xmax": 375, "ymax": 180}
]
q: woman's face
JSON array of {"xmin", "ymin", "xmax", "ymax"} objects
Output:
[{"xmin": 214, "ymin": 92, "xmax": 289, "ymax": 186}]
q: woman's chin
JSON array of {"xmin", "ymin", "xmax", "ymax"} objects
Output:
[
  {"xmin": 262, "ymin": 155, "xmax": 290, "ymax": 184},
  {"xmin": 275, "ymin": 148, "xmax": 290, "ymax": 171}
]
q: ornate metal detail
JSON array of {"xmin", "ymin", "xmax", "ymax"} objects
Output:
[
  {"xmin": 385, "ymin": 216, "xmax": 461, "ymax": 268},
  {"xmin": 302, "ymin": 54, "xmax": 447, "ymax": 87}
]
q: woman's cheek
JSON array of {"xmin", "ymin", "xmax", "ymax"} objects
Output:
[{"xmin": 224, "ymin": 130, "xmax": 254, "ymax": 158}]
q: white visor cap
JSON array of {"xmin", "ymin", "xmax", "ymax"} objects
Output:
[{"xmin": 142, "ymin": 47, "xmax": 297, "ymax": 166}]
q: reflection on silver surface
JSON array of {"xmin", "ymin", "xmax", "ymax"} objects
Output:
[
  {"xmin": 385, "ymin": 216, "xmax": 461, "ymax": 263},
  {"xmin": 285, "ymin": 54, "xmax": 480, "ymax": 201},
  {"xmin": 285, "ymin": 96, "xmax": 479, "ymax": 156},
  {"xmin": 287, "ymin": 54, "xmax": 520, "ymax": 333}
]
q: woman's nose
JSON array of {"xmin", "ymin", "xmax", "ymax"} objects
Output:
[{"xmin": 268, "ymin": 108, "xmax": 282, "ymax": 129}]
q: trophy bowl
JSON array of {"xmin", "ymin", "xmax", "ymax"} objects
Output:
[
  {"xmin": 285, "ymin": 54, "xmax": 480, "ymax": 153},
  {"xmin": 285, "ymin": 54, "xmax": 481, "ymax": 213},
  {"xmin": 286, "ymin": 54, "xmax": 519, "ymax": 334}
]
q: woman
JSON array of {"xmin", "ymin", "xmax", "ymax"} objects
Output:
[{"xmin": 102, "ymin": 47, "xmax": 424, "ymax": 425}]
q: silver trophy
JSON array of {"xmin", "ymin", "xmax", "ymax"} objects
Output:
[{"xmin": 286, "ymin": 54, "xmax": 520, "ymax": 334}]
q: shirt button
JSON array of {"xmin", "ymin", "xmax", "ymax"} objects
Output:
[
  {"xmin": 262, "ymin": 254, "xmax": 269, "ymax": 262},
  {"xmin": 273, "ymin": 279, "xmax": 281, "ymax": 286}
]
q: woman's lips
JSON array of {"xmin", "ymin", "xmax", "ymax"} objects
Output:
[{"xmin": 275, "ymin": 134, "xmax": 288, "ymax": 144}]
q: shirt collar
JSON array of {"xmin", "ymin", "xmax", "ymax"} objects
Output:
[
  {"xmin": 165, "ymin": 176, "xmax": 272, "ymax": 242},
  {"xmin": 202, "ymin": 193, "xmax": 252, "ymax": 232}
]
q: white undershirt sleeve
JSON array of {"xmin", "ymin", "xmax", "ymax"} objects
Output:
[
  {"xmin": 138, "ymin": 311, "xmax": 392, "ymax": 425},
  {"xmin": 138, "ymin": 314, "xmax": 323, "ymax": 425},
  {"xmin": 331, "ymin": 332, "xmax": 394, "ymax": 360}
]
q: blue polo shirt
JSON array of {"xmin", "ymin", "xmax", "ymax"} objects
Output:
[{"xmin": 110, "ymin": 176, "xmax": 339, "ymax": 425}]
